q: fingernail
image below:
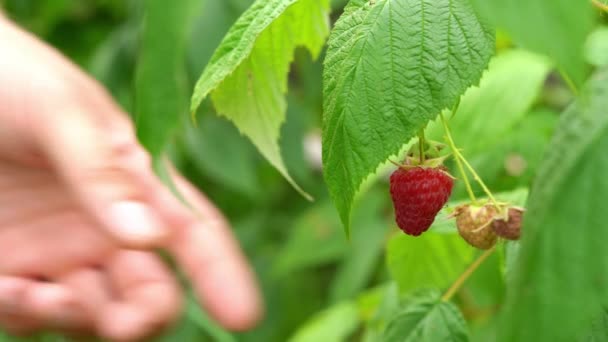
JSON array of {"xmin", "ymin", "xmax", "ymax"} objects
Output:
[{"xmin": 108, "ymin": 201, "xmax": 166, "ymax": 245}]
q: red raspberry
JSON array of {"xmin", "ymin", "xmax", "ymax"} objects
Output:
[{"xmin": 390, "ymin": 167, "xmax": 454, "ymax": 236}]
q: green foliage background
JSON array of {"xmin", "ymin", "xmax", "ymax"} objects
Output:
[{"xmin": 1, "ymin": 0, "xmax": 607, "ymax": 341}]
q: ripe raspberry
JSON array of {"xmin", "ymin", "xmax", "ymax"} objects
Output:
[
  {"xmin": 492, "ymin": 207, "xmax": 524, "ymax": 240},
  {"xmin": 454, "ymin": 204, "xmax": 498, "ymax": 249},
  {"xmin": 389, "ymin": 166, "xmax": 454, "ymax": 236}
]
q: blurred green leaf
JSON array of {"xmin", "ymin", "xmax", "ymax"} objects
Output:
[
  {"xmin": 384, "ymin": 290, "xmax": 469, "ymax": 342},
  {"xmin": 322, "ymin": 0, "xmax": 494, "ymax": 236},
  {"xmin": 330, "ymin": 189, "xmax": 390, "ymax": 303},
  {"xmin": 469, "ymin": 0, "xmax": 594, "ymax": 87},
  {"xmin": 585, "ymin": 27, "xmax": 608, "ymax": 68},
  {"xmin": 427, "ymin": 50, "xmax": 552, "ymax": 154},
  {"xmin": 190, "ymin": 0, "xmax": 331, "ymax": 200},
  {"xmin": 361, "ymin": 284, "xmax": 401, "ymax": 342},
  {"xmin": 180, "ymin": 114, "xmax": 259, "ymax": 196},
  {"xmin": 187, "ymin": 0, "xmax": 254, "ymax": 75},
  {"xmin": 135, "ymin": 0, "xmax": 199, "ymax": 156},
  {"xmin": 88, "ymin": 20, "xmax": 138, "ymax": 111},
  {"xmin": 502, "ymin": 240, "xmax": 520, "ymax": 283},
  {"xmin": 459, "ymin": 109, "xmax": 557, "ymax": 195},
  {"xmin": 278, "ymin": 93, "xmax": 318, "ymax": 190},
  {"xmin": 273, "ymin": 200, "xmax": 346, "ymax": 276},
  {"xmin": 580, "ymin": 310, "xmax": 608, "ymax": 342},
  {"xmin": 499, "ymin": 70, "xmax": 608, "ymax": 341},
  {"xmin": 386, "ymin": 230, "xmax": 475, "ymax": 295},
  {"xmin": 288, "ymin": 302, "xmax": 360, "ymax": 342},
  {"xmin": 183, "ymin": 297, "xmax": 236, "ymax": 342}
]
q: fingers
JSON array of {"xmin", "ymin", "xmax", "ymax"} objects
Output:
[
  {"xmin": 60, "ymin": 252, "xmax": 181, "ymax": 342},
  {"xmin": 58, "ymin": 268, "xmax": 113, "ymax": 322},
  {"xmin": 0, "ymin": 276, "xmax": 90, "ymax": 334},
  {"xmin": 0, "ymin": 276, "xmax": 39, "ymax": 335},
  {"xmin": 94, "ymin": 251, "xmax": 181, "ymax": 341},
  {"xmin": 0, "ymin": 212, "xmax": 113, "ymax": 277},
  {"xmin": 36, "ymin": 107, "xmax": 169, "ymax": 248},
  {"xmin": 162, "ymin": 175, "xmax": 263, "ymax": 331}
]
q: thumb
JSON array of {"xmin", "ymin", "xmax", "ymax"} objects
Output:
[{"xmin": 37, "ymin": 108, "xmax": 169, "ymax": 248}]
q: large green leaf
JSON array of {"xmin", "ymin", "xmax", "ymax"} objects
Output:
[
  {"xmin": 135, "ymin": 0, "xmax": 199, "ymax": 156},
  {"xmin": 387, "ymin": 230, "xmax": 475, "ymax": 295},
  {"xmin": 469, "ymin": 0, "xmax": 595, "ymax": 88},
  {"xmin": 190, "ymin": 0, "xmax": 330, "ymax": 200},
  {"xmin": 384, "ymin": 290, "xmax": 469, "ymax": 342},
  {"xmin": 499, "ymin": 70, "xmax": 608, "ymax": 341},
  {"xmin": 322, "ymin": 0, "xmax": 494, "ymax": 235}
]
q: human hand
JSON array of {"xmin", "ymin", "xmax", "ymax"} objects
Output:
[{"xmin": 0, "ymin": 16, "xmax": 261, "ymax": 341}]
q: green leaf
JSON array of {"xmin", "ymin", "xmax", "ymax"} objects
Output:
[
  {"xmin": 585, "ymin": 27, "xmax": 608, "ymax": 67},
  {"xmin": 384, "ymin": 290, "xmax": 469, "ymax": 342},
  {"xmin": 190, "ymin": 0, "xmax": 331, "ymax": 200},
  {"xmin": 322, "ymin": 0, "xmax": 494, "ymax": 235},
  {"xmin": 499, "ymin": 70, "xmax": 608, "ymax": 342},
  {"xmin": 386, "ymin": 230, "xmax": 475, "ymax": 295},
  {"xmin": 135, "ymin": 0, "xmax": 199, "ymax": 156},
  {"xmin": 581, "ymin": 310, "xmax": 608, "ymax": 342},
  {"xmin": 469, "ymin": 0, "xmax": 595, "ymax": 88},
  {"xmin": 288, "ymin": 302, "xmax": 361, "ymax": 342}
]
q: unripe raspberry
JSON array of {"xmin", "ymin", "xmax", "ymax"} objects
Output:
[{"xmin": 454, "ymin": 204, "xmax": 498, "ymax": 250}]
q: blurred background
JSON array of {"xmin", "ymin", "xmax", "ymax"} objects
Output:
[{"xmin": 0, "ymin": 0, "xmax": 596, "ymax": 341}]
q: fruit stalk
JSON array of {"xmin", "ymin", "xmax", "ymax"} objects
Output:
[
  {"xmin": 418, "ymin": 128, "xmax": 426, "ymax": 163},
  {"xmin": 440, "ymin": 111, "xmax": 501, "ymax": 209},
  {"xmin": 441, "ymin": 246, "xmax": 495, "ymax": 302},
  {"xmin": 439, "ymin": 111, "xmax": 477, "ymax": 204}
]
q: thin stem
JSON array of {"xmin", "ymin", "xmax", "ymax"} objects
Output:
[
  {"xmin": 459, "ymin": 153, "xmax": 499, "ymax": 207},
  {"xmin": 592, "ymin": 0, "xmax": 608, "ymax": 12},
  {"xmin": 441, "ymin": 112, "xmax": 501, "ymax": 208},
  {"xmin": 559, "ymin": 69, "xmax": 579, "ymax": 96},
  {"xmin": 441, "ymin": 246, "xmax": 496, "ymax": 302},
  {"xmin": 418, "ymin": 129, "xmax": 426, "ymax": 163},
  {"xmin": 440, "ymin": 112, "xmax": 477, "ymax": 204}
]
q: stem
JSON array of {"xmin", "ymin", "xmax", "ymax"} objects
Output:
[
  {"xmin": 440, "ymin": 112, "xmax": 477, "ymax": 204},
  {"xmin": 592, "ymin": 0, "xmax": 608, "ymax": 12},
  {"xmin": 459, "ymin": 153, "xmax": 499, "ymax": 207},
  {"xmin": 440, "ymin": 112, "xmax": 500, "ymax": 208},
  {"xmin": 418, "ymin": 129, "xmax": 426, "ymax": 163},
  {"xmin": 559, "ymin": 69, "xmax": 579, "ymax": 96},
  {"xmin": 441, "ymin": 247, "xmax": 496, "ymax": 302}
]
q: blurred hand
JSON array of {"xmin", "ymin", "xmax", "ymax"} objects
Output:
[{"xmin": 0, "ymin": 16, "xmax": 261, "ymax": 341}]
